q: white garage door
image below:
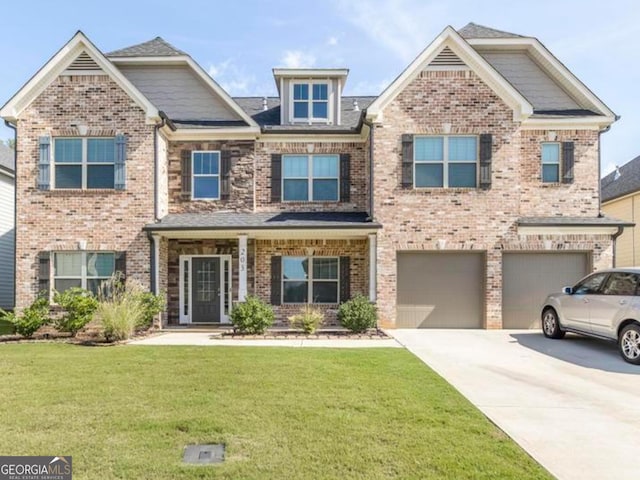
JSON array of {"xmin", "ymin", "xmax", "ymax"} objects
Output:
[
  {"xmin": 502, "ymin": 252, "xmax": 589, "ymax": 329},
  {"xmin": 396, "ymin": 252, "xmax": 485, "ymax": 328}
]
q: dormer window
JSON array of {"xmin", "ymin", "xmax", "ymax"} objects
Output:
[{"xmin": 292, "ymin": 82, "xmax": 329, "ymax": 122}]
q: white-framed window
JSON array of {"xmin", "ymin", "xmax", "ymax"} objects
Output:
[
  {"xmin": 282, "ymin": 256, "xmax": 339, "ymax": 304},
  {"xmin": 53, "ymin": 137, "xmax": 115, "ymax": 189},
  {"xmin": 541, "ymin": 142, "xmax": 561, "ymax": 183},
  {"xmin": 192, "ymin": 151, "xmax": 220, "ymax": 200},
  {"xmin": 282, "ymin": 154, "xmax": 339, "ymax": 201},
  {"xmin": 414, "ymin": 135, "xmax": 478, "ymax": 188},
  {"xmin": 291, "ymin": 82, "xmax": 329, "ymax": 122},
  {"xmin": 53, "ymin": 251, "xmax": 115, "ymax": 295}
]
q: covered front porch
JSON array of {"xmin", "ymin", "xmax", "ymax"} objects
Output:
[{"xmin": 145, "ymin": 212, "xmax": 381, "ymax": 327}]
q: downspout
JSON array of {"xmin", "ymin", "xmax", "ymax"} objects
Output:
[
  {"xmin": 362, "ymin": 116, "xmax": 375, "ymax": 221},
  {"xmin": 598, "ymin": 116, "xmax": 620, "ymax": 267},
  {"xmin": 612, "ymin": 226, "xmax": 625, "ymax": 268},
  {"xmin": 5, "ymin": 120, "xmax": 16, "ymax": 309}
]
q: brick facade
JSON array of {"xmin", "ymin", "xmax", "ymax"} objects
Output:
[
  {"xmin": 14, "ymin": 74, "xmax": 154, "ymax": 309},
  {"xmin": 371, "ymin": 70, "xmax": 613, "ymax": 328}
]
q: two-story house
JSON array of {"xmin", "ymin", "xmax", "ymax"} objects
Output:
[{"xmin": 0, "ymin": 23, "xmax": 625, "ymax": 330}]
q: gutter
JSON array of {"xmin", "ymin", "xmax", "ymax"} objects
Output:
[
  {"xmin": 361, "ymin": 115, "xmax": 375, "ymax": 222},
  {"xmin": 143, "ymin": 223, "xmax": 383, "ymax": 232},
  {"xmin": 4, "ymin": 120, "xmax": 16, "ymax": 309}
]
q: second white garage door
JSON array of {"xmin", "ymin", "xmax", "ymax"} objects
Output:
[
  {"xmin": 396, "ymin": 252, "xmax": 485, "ymax": 328},
  {"xmin": 502, "ymin": 252, "xmax": 589, "ymax": 329}
]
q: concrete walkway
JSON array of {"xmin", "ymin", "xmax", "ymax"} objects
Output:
[
  {"xmin": 128, "ymin": 331, "xmax": 401, "ymax": 348},
  {"xmin": 390, "ymin": 329, "xmax": 640, "ymax": 480}
]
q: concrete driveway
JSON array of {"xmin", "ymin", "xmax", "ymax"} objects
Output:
[{"xmin": 389, "ymin": 329, "xmax": 640, "ymax": 480}]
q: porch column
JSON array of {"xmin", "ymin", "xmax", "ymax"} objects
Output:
[
  {"xmin": 238, "ymin": 234, "xmax": 248, "ymax": 301},
  {"xmin": 369, "ymin": 233, "xmax": 377, "ymax": 302}
]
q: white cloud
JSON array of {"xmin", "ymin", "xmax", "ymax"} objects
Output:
[
  {"xmin": 207, "ymin": 59, "xmax": 264, "ymax": 96},
  {"xmin": 279, "ymin": 50, "xmax": 316, "ymax": 68},
  {"xmin": 327, "ymin": 36, "xmax": 339, "ymax": 46}
]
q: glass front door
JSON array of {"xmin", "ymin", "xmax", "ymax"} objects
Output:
[{"xmin": 191, "ymin": 257, "xmax": 221, "ymax": 323}]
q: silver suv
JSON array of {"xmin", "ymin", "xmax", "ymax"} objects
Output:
[{"xmin": 541, "ymin": 268, "xmax": 640, "ymax": 364}]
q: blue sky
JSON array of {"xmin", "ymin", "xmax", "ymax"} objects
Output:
[{"xmin": 1, "ymin": 0, "xmax": 638, "ymax": 175}]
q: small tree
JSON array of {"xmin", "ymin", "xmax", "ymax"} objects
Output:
[
  {"xmin": 338, "ymin": 294, "xmax": 377, "ymax": 333},
  {"xmin": 230, "ymin": 296, "xmax": 274, "ymax": 334}
]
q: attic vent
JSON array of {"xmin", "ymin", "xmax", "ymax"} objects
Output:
[
  {"xmin": 428, "ymin": 47, "xmax": 466, "ymax": 67},
  {"xmin": 67, "ymin": 52, "xmax": 101, "ymax": 71}
]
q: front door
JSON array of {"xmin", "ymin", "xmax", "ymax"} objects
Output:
[{"xmin": 191, "ymin": 257, "xmax": 221, "ymax": 323}]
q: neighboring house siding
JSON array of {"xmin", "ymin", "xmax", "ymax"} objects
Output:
[
  {"xmin": 167, "ymin": 140, "xmax": 254, "ymax": 213},
  {"xmin": 255, "ymin": 141, "xmax": 368, "ymax": 212},
  {"xmin": 15, "ymin": 74, "xmax": 155, "ymax": 309},
  {"xmin": 118, "ymin": 65, "xmax": 240, "ymax": 121},
  {"xmin": 0, "ymin": 172, "xmax": 14, "ymax": 309},
  {"xmin": 603, "ymin": 195, "xmax": 638, "ymax": 266},
  {"xmin": 371, "ymin": 70, "xmax": 612, "ymax": 328}
]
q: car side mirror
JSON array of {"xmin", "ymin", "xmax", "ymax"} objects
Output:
[{"xmin": 562, "ymin": 286, "xmax": 574, "ymax": 295}]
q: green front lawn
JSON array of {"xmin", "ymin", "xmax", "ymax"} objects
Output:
[{"xmin": 0, "ymin": 344, "xmax": 550, "ymax": 479}]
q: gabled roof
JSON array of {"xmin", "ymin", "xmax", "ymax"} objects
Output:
[
  {"xmin": 0, "ymin": 144, "xmax": 14, "ymax": 173},
  {"xmin": 458, "ymin": 22, "xmax": 523, "ymax": 39},
  {"xmin": 601, "ymin": 155, "xmax": 640, "ymax": 203},
  {"xmin": 0, "ymin": 31, "xmax": 158, "ymax": 124},
  {"xmin": 106, "ymin": 37, "xmax": 187, "ymax": 57},
  {"xmin": 366, "ymin": 26, "xmax": 533, "ymax": 123}
]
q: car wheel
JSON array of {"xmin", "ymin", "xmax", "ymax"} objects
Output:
[
  {"xmin": 542, "ymin": 308, "xmax": 565, "ymax": 339},
  {"xmin": 619, "ymin": 324, "xmax": 640, "ymax": 365}
]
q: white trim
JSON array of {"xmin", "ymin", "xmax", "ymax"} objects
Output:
[
  {"xmin": 179, "ymin": 254, "xmax": 232, "ymax": 324},
  {"xmin": 273, "ymin": 68, "xmax": 349, "ymax": 78},
  {"xmin": 238, "ymin": 235, "xmax": 248, "ymax": 301},
  {"xmin": 518, "ymin": 225, "xmax": 621, "ymax": 236},
  {"xmin": 191, "ymin": 150, "xmax": 220, "ymax": 201},
  {"xmin": 366, "ymin": 26, "xmax": 533, "ymax": 123},
  {"xmin": 368, "ymin": 233, "xmax": 377, "ymax": 302},
  {"xmin": 0, "ymin": 31, "xmax": 158, "ymax": 124},
  {"xmin": 152, "ymin": 228, "xmax": 378, "ymax": 240},
  {"xmin": 164, "ymin": 127, "xmax": 260, "ymax": 141},
  {"xmin": 259, "ymin": 133, "xmax": 365, "ymax": 143},
  {"xmin": 520, "ymin": 117, "xmax": 614, "ymax": 130},
  {"xmin": 289, "ymin": 80, "xmax": 332, "ymax": 124}
]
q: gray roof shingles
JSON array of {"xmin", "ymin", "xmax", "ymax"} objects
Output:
[
  {"xmin": 518, "ymin": 216, "xmax": 633, "ymax": 227},
  {"xmin": 145, "ymin": 211, "xmax": 380, "ymax": 231},
  {"xmin": 106, "ymin": 37, "xmax": 187, "ymax": 57},
  {"xmin": 0, "ymin": 144, "xmax": 14, "ymax": 172},
  {"xmin": 458, "ymin": 22, "xmax": 524, "ymax": 39},
  {"xmin": 601, "ymin": 155, "xmax": 640, "ymax": 203}
]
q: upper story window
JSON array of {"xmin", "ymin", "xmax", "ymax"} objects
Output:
[
  {"xmin": 54, "ymin": 137, "xmax": 115, "ymax": 189},
  {"xmin": 192, "ymin": 151, "xmax": 220, "ymax": 200},
  {"xmin": 541, "ymin": 143, "xmax": 560, "ymax": 183},
  {"xmin": 414, "ymin": 136, "xmax": 477, "ymax": 188},
  {"xmin": 53, "ymin": 251, "xmax": 115, "ymax": 295},
  {"xmin": 282, "ymin": 154, "xmax": 339, "ymax": 202},
  {"xmin": 292, "ymin": 82, "xmax": 329, "ymax": 122},
  {"xmin": 282, "ymin": 256, "xmax": 339, "ymax": 304}
]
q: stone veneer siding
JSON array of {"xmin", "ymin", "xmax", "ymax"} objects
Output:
[
  {"xmin": 255, "ymin": 141, "xmax": 369, "ymax": 212},
  {"xmin": 166, "ymin": 239, "xmax": 256, "ymax": 324},
  {"xmin": 168, "ymin": 140, "xmax": 254, "ymax": 213},
  {"xmin": 372, "ymin": 70, "xmax": 612, "ymax": 328},
  {"xmin": 15, "ymin": 74, "xmax": 155, "ymax": 309},
  {"xmin": 254, "ymin": 238, "xmax": 369, "ymax": 326}
]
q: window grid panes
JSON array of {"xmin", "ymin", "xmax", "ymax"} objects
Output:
[
  {"xmin": 54, "ymin": 138, "xmax": 115, "ymax": 189},
  {"xmin": 282, "ymin": 257, "xmax": 339, "ymax": 304},
  {"xmin": 282, "ymin": 155, "xmax": 339, "ymax": 201},
  {"xmin": 292, "ymin": 82, "xmax": 329, "ymax": 121},
  {"xmin": 541, "ymin": 143, "xmax": 560, "ymax": 183},
  {"xmin": 414, "ymin": 136, "xmax": 477, "ymax": 188},
  {"xmin": 192, "ymin": 151, "xmax": 220, "ymax": 200},
  {"xmin": 53, "ymin": 251, "xmax": 115, "ymax": 296}
]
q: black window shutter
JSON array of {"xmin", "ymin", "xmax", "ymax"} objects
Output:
[
  {"xmin": 401, "ymin": 134, "xmax": 414, "ymax": 187},
  {"xmin": 181, "ymin": 150, "xmax": 192, "ymax": 198},
  {"xmin": 340, "ymin": 153, "xmax": 351, "ymax": 202},
  {"xmin": 220, "ymin": 150, "xmax": 232, "ymax": 200},
  {"xmin": 38, "ymin": 251, "xmax": 50, "ymax": 295},
  {"xmin": 271, "ymin": 154, "xmax": 282, "ymax": 202},
  {"xmin": 114, "ymin": 134, "xmax": 127, "ymax": 190},
  {"xmin": 479, "ymin": 134, "xmax": 492, "ymax": 190},
  {"xmin": 339, "ymin": 256, "xmax": 351, "ymax": 302},
  {"xmin": 115, "ymin": 252, "xmax": 127, "ymax": 282},
  {"xmin": 38, "ymin": 136, "xmax": 51, "ymax": 190},
  {"xmin": 562, "ymin": 141, "xmax": 575, "ymax": 184},
  {"xmin": 270, "ymin": 256, "xmax": 281, "ymax": 305}
]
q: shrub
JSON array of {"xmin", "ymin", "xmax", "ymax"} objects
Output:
[
  {"xmin": 338, "ymin": 294, "xmax": 377, "ymax": 333},
  {"xmin": 230, "ymin": 295, "xmax": 274, "ymax": 334},
  {"xmin": 53, "ymin": 287, "xmax": 99, "ymax": 336},
  {"xmin": 137, "ymin": 291, "xmax": 165, "ymax": 329},
  {"xmin": 96, "ymin": 275, "xmax": 145, "ymax": 342},
  {"xmin": 1, "ymin": 294, "xmax": 50, "ymax": 338},
  {"xmin": 288, "ymin": 305, "xmax": 324, "ymax": 334}
]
